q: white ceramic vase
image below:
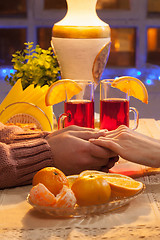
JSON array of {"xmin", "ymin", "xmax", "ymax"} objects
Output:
[{"xmin": 51, "ymin": 0, "xmax": 111, "ymax": 85}]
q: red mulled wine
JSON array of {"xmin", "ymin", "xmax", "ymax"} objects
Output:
[{"xmin": 100, "ymin": 98, "xmax": 129, "ymax": 130}]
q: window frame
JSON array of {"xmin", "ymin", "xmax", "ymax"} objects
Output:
[{"xmin": 0, "ymin": 0, "xmax": 160, "ymax": 73}]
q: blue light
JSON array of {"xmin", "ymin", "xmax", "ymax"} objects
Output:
[
  {"xmin": 10, "ymin": 69, "xmax": 14, "ymax": 74},
  {"xmin": 137, "ymin": 71, "xmax": 141, "ymax": 76},
  {"xmin": 148, "ymin": 74, "xmax": 155, "ymax": 80},
  {"xmin": 0, "ymin": 67, "xmax": 14, "ymax": 79},
  {"xmin": 2, "ymin": 69, "xmax": 7, "ymax": 74},
  {"xmin": 158, "ymin": 76, "xmax": 160, "ymax": 81},
  {"xmin": 145, "ymin": 79, "xmax": 153, "ymax": 85}
]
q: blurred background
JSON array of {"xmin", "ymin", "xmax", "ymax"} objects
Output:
[{"xmin": 0, "ymin": 0, "xmax": 160, "ymax": 120}]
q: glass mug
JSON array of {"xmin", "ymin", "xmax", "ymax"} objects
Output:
[
  {"xmin": 58, "ymin": 80, "xmax": 94, "ymax": 129},
  {"xmin": 100, "ymin": 79, "xmax": 139, "ymax": 131}
]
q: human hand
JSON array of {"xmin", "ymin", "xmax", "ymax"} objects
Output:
[
  {"xmin": 90, "ymin": 125, "xmax": 160, "ymax": 168},
  {"xmin": 46, "ymin": 126, "xmax": 118, "ymax": 175},
  {"xmin": 50, "ymin": 125, "xmax": 106, "ymax": 136}
]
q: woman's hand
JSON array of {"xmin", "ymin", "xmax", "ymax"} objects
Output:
[
  {"xmin": 90, "ymin": 125, "xmax": 160, "ymax": 168},
  {"xmin": 46, "ymin": 126, "xmax": 118, "ymax": 175}
]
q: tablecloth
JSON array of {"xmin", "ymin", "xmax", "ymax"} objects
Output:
[{"xmin": 1, "ymin": 119, "xmax": 160, "ymax": 240}]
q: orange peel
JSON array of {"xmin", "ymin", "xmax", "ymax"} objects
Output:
[
  {"xmin": 45, "ymin": 79, "xmax": 82, "ymax": 106},
  {"xmin": 111, "ymin": 76, "xmax": 148, "ymax": 104}
]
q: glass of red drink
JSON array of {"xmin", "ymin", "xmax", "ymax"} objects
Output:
[
  {"xmin": 58, "ymin": 80, "xmax": 94, "ymax": 129},
  {"xmin": 100, "ymin": 79, "xmax": 139, "ymax": 130}
]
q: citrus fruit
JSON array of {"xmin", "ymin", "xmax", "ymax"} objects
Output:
[
  {"xmin": 79, "ymin": 170, "xmax": 132, "ymax": 180},
  {"xmin": 56, "ymin": 185, "xmax": 76, "ymax": 208},
  {"xmin": 78, "ymin": 170, "xmax": 143, "ymax": 198},
  {"xmin": 45, "ymin": 79, "xmax": 82, "ymax": 106},
  {"xmin": 29, "ymin": 183, "xmax": 76, "ymax": 208},
  {"xmin": 79, "ymin": 170, "xmax": 108, "ymax": 178},
  {"xmin": 103, "ymin": 174, "xmax": 144, "ymax": 198},
  {"xmin": 111, "ymin": 76, "xmax": 148, "ymax": 104},
  {"xmin": 71, "ymin": 175, "xmax": 111, "ymax": 206},
  {"xmin": 29, "ymin": 183, "xmax": 57, "ymax": 207},
  {"xmin": 32, "ymin": 167, "xmax": 69, "ymax": 196},
  {"xmin": 67, "ymin": 175, "xmax": 79, "ymax": 188}
]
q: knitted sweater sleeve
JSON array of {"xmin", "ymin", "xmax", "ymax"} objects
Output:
[{"xmin": 0, "ymin": 123, "xmax": 54, "ymax": 189}]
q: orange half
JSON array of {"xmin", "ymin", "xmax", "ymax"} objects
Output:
[
  {"xmin": 45, "ymin": 79, "xmax": 82, "ymax": 106},
  {"xmin": 103, "ymin": 175, "xmax": 144, "ymax": 198},
  {"xmin": 78, "ymin": 170, "xmax": 144, "ymax": 198},
  {"xmin": 111, "ymin": 76, "xmax": 148, "ymax": 104}
]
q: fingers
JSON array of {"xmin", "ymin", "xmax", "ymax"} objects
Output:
[
  {"xmin": 89, "ymin": 141, "xmax": 117, "ymax": 159},
  {"xmin": 103, "ymin": 125, "xmax": 132, "ymax": 139},
  {"xmin": 89, "ymin": 138, "xmax": 123, "ymax": 155},
  {"xmin": 69, "ymin": 130, "xmax": 107, "ymax": 140},
  {"xmin": 77, "ymin": 141, "xmax": 118, "ymax": 170},
  {"xmin": 83, "ymin": 155, "xmax": 115, "ymax": 170},
  {"xmin": 64, "ymin": 125, "xmax": 99, "ymax": 132},
  {"xmin": 48, "ymin": 125, "xmax": 100, "ymax": 137}
]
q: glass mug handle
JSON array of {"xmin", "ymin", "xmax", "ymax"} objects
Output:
[
  {"xmin": 58, "ymin": 112, "xmax": 71, "ymax": 129},
  {"xmin": 129, "ymin": 107, "xmax": 139, "ymax": 130}
]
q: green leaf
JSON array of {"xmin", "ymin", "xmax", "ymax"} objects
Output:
[{"xmin": 4, "ymin": 41, "xmax": 61, "ymax": 89}]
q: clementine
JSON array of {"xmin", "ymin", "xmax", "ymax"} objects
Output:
[
  {"xmin": 78, "ymin": 170, "xmax": 144, "ymax": 199},
  {"xmin": 32, "ymin": 167, "xmax": 69, "ymax": 196},
  {"xmin": 56, "ymin": 185, "xmax": 76, "ymax": 208},
  {"xmin": 71, "ymin": 175, "xmax": 111, "ymax": 206},
  {"xmin": 29, "ymin": 183, "xmax": 57, "ymax": 207}
]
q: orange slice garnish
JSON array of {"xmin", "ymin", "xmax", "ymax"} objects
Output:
[
  {"xmin": 45, "ymin": 79, "xmax": 82, "ymax": 106},
  {"xmin": 111, "ymin": 76, "xmax": 148, "ymax": 104}
]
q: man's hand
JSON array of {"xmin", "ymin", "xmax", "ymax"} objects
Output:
[{"xmin": 46, "ymin": 126, "xmax": 118, "ymax": 175}]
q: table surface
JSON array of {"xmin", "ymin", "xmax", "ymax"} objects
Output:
[{"xmin": 1, "ymin": 118, "xmax": 160, "ymax": 240}]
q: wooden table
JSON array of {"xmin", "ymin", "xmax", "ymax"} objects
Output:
[{"xmin": 1, "ymin": 118, "xmax": 160, "ymax": 240}]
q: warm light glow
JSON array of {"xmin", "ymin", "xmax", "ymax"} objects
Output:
[
  {"xmin": 114, "ymin": 40, "xmax": 120, "ymax": 50},
  {"xmin": 55, "ymin": 0, "xmax": 108, "ymax": 27},
  {"xmin": 51, "ymin": 0, "xmax": 111, "ymax": 84},
  {"xmin": 148, "ymin": 28, "xmax": 157, "ymax": 51}
]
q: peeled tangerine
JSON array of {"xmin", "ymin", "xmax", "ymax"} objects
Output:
[{"xmin": 29, "ymin": 183, "xmax": 76, "ymax": 207}]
